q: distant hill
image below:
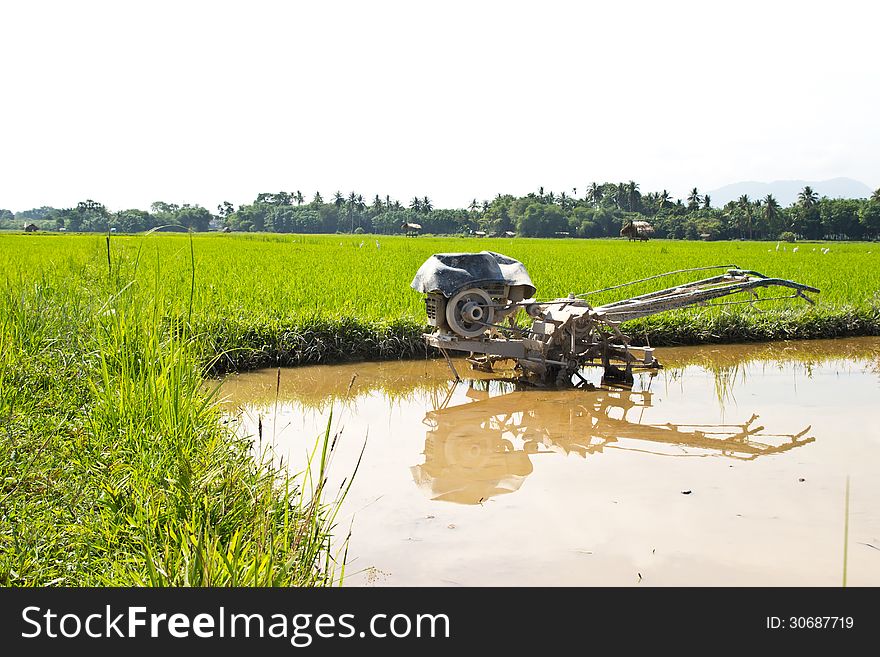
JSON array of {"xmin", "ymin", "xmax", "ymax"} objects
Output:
[{"xmin": 707, "ymin": 178, "xmax": 873, "ymax": 207}]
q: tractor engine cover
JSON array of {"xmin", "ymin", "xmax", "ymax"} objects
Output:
[{"xmin": 411, "ymin": 251, "xmax": 536, "ymax": 338}]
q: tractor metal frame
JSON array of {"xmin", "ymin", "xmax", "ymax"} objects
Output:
[{"xmin": 417, "ymin": 258, "xmax": 820, "ymax": 386}]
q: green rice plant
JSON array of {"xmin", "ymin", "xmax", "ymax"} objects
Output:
[{"xmin": 0, "ymin": 234, "xmax": 355, "ymax": 586}]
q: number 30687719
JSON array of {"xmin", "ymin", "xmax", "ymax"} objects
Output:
[{"xmin": 766, "ymin": 617, "xmax": 854, "ymax": 629}]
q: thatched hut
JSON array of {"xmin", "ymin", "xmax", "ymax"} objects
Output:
[
  {"xmin": 401, "ymin": 221, "xmax": 422, "ymax": 237},
  {"xmin": 24, "ymin": 223, "xmax": 38, "ymax": 233},
  {"xmin": 620, "ymin": 220, "xmax": 654, "ymax": 241}
]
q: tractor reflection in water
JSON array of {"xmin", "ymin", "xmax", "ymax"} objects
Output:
[{"xmin": 411, "ymin": 379, "xmax": 814, "ymax": 505}]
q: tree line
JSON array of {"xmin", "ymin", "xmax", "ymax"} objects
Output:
[{"xmin": 3, "ymin": 182, "xmax": 880, "ymax": 240}]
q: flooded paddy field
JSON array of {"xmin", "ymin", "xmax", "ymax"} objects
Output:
[{"xmin": 219, "ymin": 338, "xmax": 880, "ymax": 586}]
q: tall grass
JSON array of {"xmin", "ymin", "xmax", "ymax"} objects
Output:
[{"xmin": 0, "ymin": 236, "xmax": 352, "ymax": 586}]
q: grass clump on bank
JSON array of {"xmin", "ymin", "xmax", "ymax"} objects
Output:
[{"xmin": 0, "ymin": 246, "xmax": 350, "ymax": 586}]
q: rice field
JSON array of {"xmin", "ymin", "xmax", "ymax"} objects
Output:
[
  {"xmin": 1, "ymin": 231, "xmax": 878, "ymax": 585},
  {"xmin": 13, "ymin": 232, "xmax": 876, "ymax": 312},
  {"xmin": 5, "ymin": 232, "xmax": 878, "ymax": 371}
]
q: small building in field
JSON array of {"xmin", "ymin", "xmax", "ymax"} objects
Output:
[
  {"xmin": 24, "ymin": 223, "xmax": 38, "ymax": 233},
  {"xmin": 401, "ymin": 221, "xmax": 422, "ymax": 237},
  {"xmin": 620, "ymin": 220, "xmax": 654, "ymax": 241},
  {"xmin": 504, "ymin": 231, "xmax": 516, "ymax": 237},
  {"xmin": 474, "ymin": 230, "xmax": 486, "ymax": 237}
]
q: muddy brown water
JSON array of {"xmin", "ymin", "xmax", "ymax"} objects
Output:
[{"xmin": 218, "ymin": 337, "xmax": 880, "ymax": 586}]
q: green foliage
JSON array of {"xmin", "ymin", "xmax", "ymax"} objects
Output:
[
  {"xmin": 0, "ymin": 237, "xmax": 352, "ymax": 586},
  {"xmin": 174, "ymin": 205, "xmax": 213, "ymax": 232},
  {"xmin": 15, "ymin": 206, "xmax": 60, "ymax": 221},
  {"xmin": 113, "ymin": 209, "xmax": 155, "ymax": 233},
  {"xmin": 818, "ymin": 198, "xmax": 863, "ymax": 240},
  {"xmin": 372, "ymin": 209, "xmax": 416, "ymax": 234},
  {"xmin": 6, "ymin": 184, "xmax": 878, "ymax": 240},
  {"xmin": 859, "ymin": 201, "xmax": 880, "ymax": 238}
]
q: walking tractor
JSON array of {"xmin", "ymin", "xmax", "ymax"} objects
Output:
[{"xmin": 411, "ymin": 251, "xmax": 820, "ymax": 386}]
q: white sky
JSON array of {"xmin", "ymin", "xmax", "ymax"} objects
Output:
[{"xmin": 1, "ymin": 0, "xmax": 878, "ymax": 213}]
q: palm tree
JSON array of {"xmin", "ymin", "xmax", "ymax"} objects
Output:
[
  {"xmin": 605, "ymin": 184, "xmax": 621, "ymax": 209},
  {"xmin": 295, "ymin": 190, "xmax": 304, "ymax": 205},
  {"xmin": 753, "ymin": 198, "xmax": 763, "ymax": 235},
  {"xmin": 356, "ymin": 194, "xmax": 366, "ymax": 213},
  {"xmin": 410, "ymin": 197, "xmax": 422, "ymax": 212},
  {"xmin": 687, "ymin": 188, "xmax": 701, "ymax": 211},
  {"xmin": 468, "ymin": 198, "xmax": 479, "ymax": 214},
  {"xmin": 481, "ymin": 200, "xmax": 490, "ymax": 214},
  {"xmin": 422, "ymin": 196, "xmax": 433, "ymax": 213},
  {"xmin": 738, "ymin": 194, "xmax": 753, "ymax": 239},
  {"xmin": 658, "ymin": 189, "xmax": 671, "ymax": 210},
  {"xmin": 313, "ymin": 191, "xmax": 324, "ymax": 205},
  {"xmin": 702, "ymin": 194, "xmax": 712, "ymax": 210},
  {"xmin": 626, "ymin": 181, "xmax": 640, "ymax": 212},
  {"xmin": 372, "ymin": 195, "xmax": 383, "ymax": 213},
  {"xmin": 763, "ymin": 194, "xmax": 779, "ymax": 233},
  {"xmin": 613, "ymin": 182, "xmax": 629, "ymax": 210},
  {"xmin": 558, "ymin": 191, "xmax": 570, "ymax": 210},
  {"xmin": 546, "ymin": 191, "xmax": 556, "ymax": 205},
  {"xmin": 538, "ymin": 186, "xmax": 544, "ymax": 200},
  {"xmin": 798, "ymin": 186, "xmax": 818, "ymax": 208},
  {"xmin": 346, "ymin": 192, "xmax": 358, "ymax": 232},
  {"xmin": 872, "ymin": 188, "xmax": 880, "ymax": 203},
  {"xmin": 586, "ymin": 182, "xmax": 603, "ymax": 206}
]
